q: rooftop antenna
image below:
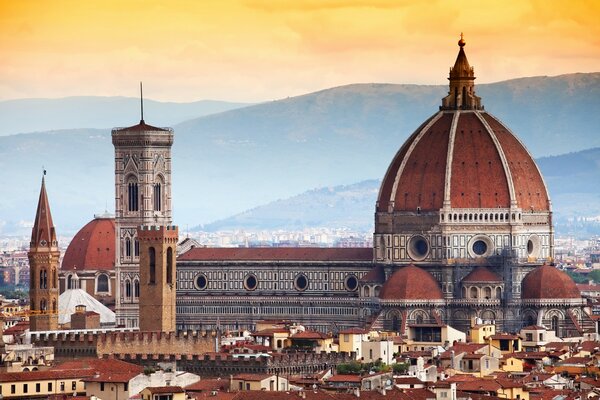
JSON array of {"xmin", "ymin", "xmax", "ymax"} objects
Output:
[{"xmin": 140, "ymin": 81, "xmax": 144, "ymax": 123}]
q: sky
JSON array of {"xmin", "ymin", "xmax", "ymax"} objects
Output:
[{"xmin": 1, "ymin": 0, "xmax": 599, "ymax": 103}]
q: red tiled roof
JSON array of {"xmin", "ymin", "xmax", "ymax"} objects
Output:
[
  {"xmin": 4, "ymin": 320, "xmax": 28, "ymax": 334},
  {"xmin": 379, "ymin": 265, "xmax": 443, "ymax": 301},
  {"xmin": 185, "ymin": 378, "xmax": 227, "ymax": 392},
  {"xmin": 521, "ymin": 325, "xmax": 547, "ymax": 330},
  {"xmin": 55, "ymin": 358, "xmax": 143, "ymax": 375},
  {"xmin": 462, "ymin": 266, "xmax": 502, "ymax": 283},
  {"xmin": 338, "ymin": 328, "xmax": 369, "ymax": 335},
  {"xmin": 326, "ymin": 374, "xmax": 362, "ymax": 383},
  {"xmin": 145, "ymin": 386, "xmax": 185, "ymax": 394},
  {"xmin": 457, "ymin": 379, "xmax": 501, "ymax": 392},
  {"xmin": 62, "ymin": 217, "xmax": 115, "ymax": 271},
  {"xmin": 232, "ymin": 373, "xmax": 272, "ymax": 381},
  {"xmin": 522, "ymin": 265, "xmax": 581, "ymax": 299},
  {"xmin": 291, "ymin": 330, "xmax": 328, "ymax": 340},
  {"xmin": 360, "ymin": 265, "xmax": 386, "ymax": 283},
  {"xmin": 0, "ymin": 369, "xmax": 95, "ymax": 382},
  {"xmin": 113, "ymin": 121, "xmax": 170, "ymax": 132},
  {"xmin": 490, "ymin": 333, "xmax": 519, "ymax": 340},
  {"xmin": 179, "ymin": 247, "xmax": 372, "ymax": 262}
]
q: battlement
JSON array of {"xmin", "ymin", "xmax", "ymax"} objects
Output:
[{"xmin": 137, "ymin": 225, "xmax": 179, "ymax": 241}]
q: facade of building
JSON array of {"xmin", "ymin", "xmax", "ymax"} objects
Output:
[{"xmin": 60, "ymin": 37, "xmax": 588, "ymax": 337}]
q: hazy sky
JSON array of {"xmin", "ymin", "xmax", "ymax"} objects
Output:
[{"xmin": 1, "ymin": 0, "xmax": 599, "ymax": 102}]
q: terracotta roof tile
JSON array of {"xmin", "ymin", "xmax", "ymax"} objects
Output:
[
  {"xmin": 179, "ymin": 247, "xmax": 372, "ymax": 262},
  {"xmin": 522, "ymin": 265, "xmax": 581, "ymax": 299},
  {"xmin": 62, "ymin": 217, "xmax": 115, "ymax": 271},
  {"xmin": 379, "ymin": 265, "xmax": 443, "ymax": 301}
]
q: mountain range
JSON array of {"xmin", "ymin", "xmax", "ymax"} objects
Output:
[{"xmin": 0, "ymin": 73, "xmax": 599, "ymax": 236}]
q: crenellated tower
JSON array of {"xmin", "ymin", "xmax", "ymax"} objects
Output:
[
  {"xmin": 138, "ymin": 225, "xmax": 178, "ymax": 332},
  {"xmin": 112, "ymin": 90, "xmax": 174, "ymax": 328},
  {"xmin": 28, "ymin": 176, "xmax": 60, "ymax": 331}
]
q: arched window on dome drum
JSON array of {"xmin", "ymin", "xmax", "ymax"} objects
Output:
[
  {"xmin": 125, "ymin": 279, "xmax": 131, "ymax": 299},
  {"xmin": 134, "ymin": 279, "xmax": 140, "ymax": 298},
  {"xmin": 166, "ymin": 247, "xmax": 173, "ymax": 284},
  {"xmin": 551, "ymin": 316, "xmax": 559, "ymax": 336},
  {"xmin": 97, "ymin": 274, "xmax": 109, "ymax": 293},
  {"xmin": 149, "ymin": 247, "xmax": 156, "ymax": 285},
  {"xmin": 128, "ymin": 181, "xmax": 139, "ymax": 212},
  {"xmin": 153, "ymin": 183, "xmax": 162, "ymax": 212},
  {"xmin": 125, "ymin": 238, "xmax": 131, "ymax": 257}
]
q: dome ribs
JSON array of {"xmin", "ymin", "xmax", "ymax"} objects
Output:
[
  {"xmin": 62, "ymin": 218, "xmax": 116, "ymax": 271},
  {"xmin": 482, "ymin": 114, "xmax": 550, "ymax": 211},
  {"xmin": 450, "ymin": 113, "xmax": 510, "ymax": 209},
  {"xmin": 392, "ymin": 113, "xmax": 452, "ymax": 211}
]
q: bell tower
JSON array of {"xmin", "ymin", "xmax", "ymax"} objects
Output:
[
  {"xmin": 28, "ymin": 176, "xmax": 60, "ymax": 331},
  {"xmin": 112, "ymin": 85, "xmax": 174, "ymax": 328},
  {"xmin": 138, "ymin": 225, "xmax": 178, "ymax": 332}
]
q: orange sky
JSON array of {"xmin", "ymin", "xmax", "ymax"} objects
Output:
[{"xmin": 1, "ymin": 0, "xmax": 599, "ymax": 102}]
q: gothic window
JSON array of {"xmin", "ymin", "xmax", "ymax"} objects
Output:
[
  {"xmin": 166, "ymin": 247, "xmax": 173, "ymax": 284},
  {"xmin": 134, "ymin": 279, "xmax": 140, "ymax": 298},
  {"xmin": 392, "ymin": 315, "xmax": 401, "ymax": 331},
  {"xmin": 52, "ymin": 299, "xmax": 57, "ymax": 312},
  {"xmin": 127, "ymin": 180, "xmax": 139, "ymax": 212},
  {"xmin": 153, "ymin": 182, "xmax": 162, "ymax": 212},
  {"xmin": 40, "ymin": 269, "xmax": 47, "ymax": 289},
  {"xmin": 125, "ymin": 237, "xmax": 131, "ymax": 257},
  {"xmin": 40, "ymin": 299, "xmax": 47, "ymax": 311},
  {"xmin": 97, "ymin": 274, "xmax": 109, "ymax": 293},
  {"xmin": 125, "ymin": 280, "xmax": 132, "ymax": 298},
  {"xmin": 134, "ymin": 239, "xmax": 139, "ymax": 257},
  {"xmin": 149, "ymin": 247, "xmax": 156, "ymax": 285},
  {"xmin": 52, "ymin": 269, "xmax": 56, "ymax": 288}
]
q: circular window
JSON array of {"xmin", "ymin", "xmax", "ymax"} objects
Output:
[
  {"xmin": 407, "ymin": 235, "xmax": 429, "ymax": 261},
  {"xmin": 195, "ymin": 274, "xmax": 208, "ymax": 290},
  {"xmin": 472, "ymin": 240, "xmax": 488, "ymax": 256},
  {"xmin": 468, "ymin": 235, "xmax": 493, "ymax": 258},
  {"xmin": 527, "ymin": 235, "xmax": 540, "ymax": 258},
  {"xmin": 345, "ymin": 275, "xmax": 359, "ymax": 291},
  {"xmin": 294, "ymin": 274, "xmax": 309, "ymax": 291},
  {"xmin": 244, "ymin": 274, "xmax": 258, "ymax": 291}
]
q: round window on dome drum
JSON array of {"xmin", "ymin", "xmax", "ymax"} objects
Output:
[
  {"xmin": 472, "ymin": 240, "xmax": 488, "ymax": 256},
  {"xmin": 195, "ymin": 274, "xmax": 208, "ymax": 290},
  {"xmin": 244, "ymin": 274, "xmax": 258, "ymax": 291},
  {"xmin": 294, "ymin": 274, "xmax": 309, "ymax": 291},
  {"xmin": 407, "ymin": 235, "xmax": 429, "ymax": 261},
  {"xmin": 345, "ymin": 275, "xmax": 359, "ymax": 291}
]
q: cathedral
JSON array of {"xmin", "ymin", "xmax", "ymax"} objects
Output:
[{"xmin": 55, "ymin": 37, "xmax": 587, "ymax": 337}]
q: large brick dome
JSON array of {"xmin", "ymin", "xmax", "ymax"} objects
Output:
[
  {"xmin": 376, "ymin": 107, "xmax": 550, "ymax": 213},
  {"xmin": 521, "ymin": 265, "xmax": 580, "ymax": 299},
  {"xmin": 379, "ymin": 265, "xmax": 443, "ymax": 301},
  {"xmin": 62, "ymin": 216, "xmax": 115, "ymax": 271}
]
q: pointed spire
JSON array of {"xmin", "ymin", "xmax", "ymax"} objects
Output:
[
  {"xmin": 441, "ymin": 33, "xmax": 483, "ymax": 110},
  {"xmin": 30, "ymin": 175, "xmax": 57, "ymax": 248},
  {"xmin": 140, "ymin": 81, "xmax": 145, "ymax": 124}
]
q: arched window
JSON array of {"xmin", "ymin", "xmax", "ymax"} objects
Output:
[
  {"xmin": 134, "ymin": 279, "xmax": 140, "ymax": 298},
  {"xmin": 149, "ymin": 247, "xmax": 156, "ymax": 285},
  {"xmin": 484, "ymin": 287, "xmax": 492, "ymax": 299},
  {"xmin": 153, "ymin": 182, "xmax": 162, "ymax": 212},
  {"xmin": 52, "ymin": 299, "xmax": 57, "ymax": 312},
  {"xmin": 40, "ymin": 269, "xmax": 47, "ymax": 289},
  {"xmin": 470, "ymin": 287, "xmax": 478, "ymax": 299},
  {"xmin": 125, "ymin": 280, "xmax": 132, "ymax": 298},
  {"xmin": 134, "ymin": 239, "xmax": 139, "ymax": 257},
  {"xmin": 416, "ymin": 314, "xmax": 424, "ymax": 324},
  {"xmin": 166, "ymin": 247, "xmax": 173, "ymax": 284},
  {"xmin": 392, "ymin": 315, "xmax": 401, "ymax": 332},
  {"xmin": 40, "ymin": 299, "xmax": 47, "ymax": 311},
  {"xmin": 67, "ymin": 274, "xmax": 73, "ymax": 290},
  {"xmin": 52, "ymin": 269, "xmax": 56, "ymax": 288},
  {"xmin": 495, "ymin": 287, "xmax": 502, "ymax": 299},
  {"xmin": 125, "ymin": 237, "xmax": 131, "ymax": 257},
  {"xmin": 128, "ymin": 181, "xmax": 139, "ymax": 212},
  {"xmin": 363, "ymin": 286, "xmax": 370, "ymax": 297},
  {"xmin": 97, "ymin": 274, "xmax": 109, "ymax": 293}
]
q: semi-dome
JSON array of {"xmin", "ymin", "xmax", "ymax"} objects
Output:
[
  {"xmin": 521, "ymin": 265, "xmax": 580, "ymax": 299},
  {"xmin": 462, "ymin": 266, "xmax": 503, "ymax": 283},
  {"xmin": 62, "ymin": 215, "xmax": 115, "ymax": 271},
  {"xmin": 376, "ymin": 40, "xmax": 550, "ymax": 214},
  {"xmin": 379, "ymin": 265, "xmax": 443, "ymax": 300}
]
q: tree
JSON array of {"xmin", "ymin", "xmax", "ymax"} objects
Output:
[{"xmin": 392, "ymin": 362, "xmax": 409, "ymax": 374}]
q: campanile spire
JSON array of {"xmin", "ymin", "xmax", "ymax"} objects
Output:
[{"xmin": 441, "ymin": 33, "xmax": 483, "ymax": 110}]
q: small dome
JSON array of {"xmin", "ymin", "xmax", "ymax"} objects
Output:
[
  {"xmin": 379, "ymin": 265, "xmax": 443, "ymax": 300},
  {"xmin": 62, "ymin": 217, "xmax": 115, "ymax": 271},
  {"xmin": 462, "ymin": 266, "xmax": 502, "ymax": 283},
  {"xmin": 521, "ymin": 265, "xmax": 580, "ymax": 299}
]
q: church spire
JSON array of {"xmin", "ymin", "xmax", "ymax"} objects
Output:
[
  {"xmin": 30, "ymin": 175, "xmax": 57, "ymax": 249},
  {"xmin": 441, "ymin": 33, "xmax": 483, "ymax": 110}
]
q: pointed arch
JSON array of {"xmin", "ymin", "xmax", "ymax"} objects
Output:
[
  {"xmin": 166, "ymin": 247, "xmax": 174, "ymax": 284},
  {"xmin": 149, "ymin": 247, "xmax": 156, "ymax": 285}
]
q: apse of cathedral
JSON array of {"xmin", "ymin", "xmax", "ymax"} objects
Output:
[{"xmin": 56, "ymin": 37, "xmax": 586, "ymax": 337}]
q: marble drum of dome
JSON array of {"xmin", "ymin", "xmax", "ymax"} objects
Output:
[{"xmin": 374, "ymin": 37, "xmax": 553, "ymax": 266}]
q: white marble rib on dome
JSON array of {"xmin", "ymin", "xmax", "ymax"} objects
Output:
[{"xmin": 58, "ymin": 289, "xmax": 116, "ymax": 326}]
